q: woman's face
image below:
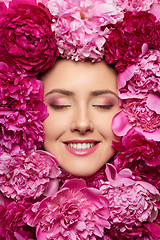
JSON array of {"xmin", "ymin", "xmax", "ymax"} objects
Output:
[{"xmin": 42, "ymin": 59, "xmax": 120, "ymax": 176}]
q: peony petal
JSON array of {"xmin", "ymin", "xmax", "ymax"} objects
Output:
[
  {"xmin": 43, "ymin": 178, "xmax": 59, "ymax": 197},
  {"xmin": 144, "ymin": 223, "xmax": 160, "ymax": 237},
  {"xmin": 112, "ymin": 110, "xmax": 132, "ymax": 136},
  {"xmin": 105, "ymin": 163, "xmax": 117, "ymax": 181},
  {"xmin": 117, "ymin": 65, "xmax": 137, "ymax": 89},
  {"xmin": 135, "ymin": 127, "xmax": 160, "ymax": 141},
  {"xmin": 150, "ymin": 3, "xmax": 160, "ymax": 20},
  {"xmin": 146, "ymin": 93, "xmax": 160, "ymax": 114}
]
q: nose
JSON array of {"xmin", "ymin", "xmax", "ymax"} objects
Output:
[{"xmin": 71, "ymin": 106, "xmax": 94, "ymax": 134}]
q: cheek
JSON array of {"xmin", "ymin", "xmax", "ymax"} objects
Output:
[{"xmin": 43, "ymin": 111, "xmax": 71, "ymax": 141}]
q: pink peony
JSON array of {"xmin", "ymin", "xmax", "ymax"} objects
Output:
[
  {"xmin": 24, "ymin": 178, "xmax": 110, "ymax": 240},
  {"xmin": 0, "ymin": 47, "xmax": 48, "ymax": 113},
  {"xmin": 0, "ymin": 109, "xmax": 46, "ymax": 155},
  {"xmin": 113, "ymin": 129, "xmax": 160, "ymax": 189},
  {"xmin": 117, "ymin": 0, "xmax": 156, "ymax": 12},
  {"xmin": 0, "ymin": 150, "xmax": 61, "ymax": 200},
  {"xmin": 59, "ymin": 165, "xmax": 107, "ymax": 189},
  {"xmin": 0, "ymin": 199, "xmax": 36, "ymax": 240},
  {"xmin": 112, "ymin": 98, "xmax": 160, "ymax": 141},
  {"xmin": 1, "ymin": 0, "xmax": 58, "ymax": 75},
  {"xmin": 100, "ymin": 164, "xmax": 160, "ymax": 232},
  {"xmin": 123, "ymin": 98, "xmax": 160, "ymax": 131},
  {"xmin": 118, "ymin": 49, "xmax": 160, "ymax": 99},
  {"xmin": 47, "ymin": 0, "xmax": 123, "ymax": 62},
  {"xmin": 103, "ymin": 223, "xmax": 160, "ymax": 239},
  {"xmin": 104, "ymin": 11, "xmax": 160, "ymax": 72}
]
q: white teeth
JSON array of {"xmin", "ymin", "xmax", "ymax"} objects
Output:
[{"xmin": 67, "ymin": 142, "xmax": 95, "ymax": 149}]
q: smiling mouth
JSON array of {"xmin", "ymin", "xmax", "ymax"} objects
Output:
[{"xmin": 66, "ymin": 142, "xmax": 97, "ymax": 149}]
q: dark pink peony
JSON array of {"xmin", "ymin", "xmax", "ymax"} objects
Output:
[
  {"xmin": 104, "ymin": 11, "xmax": 160, "ymax": 72},
  {"xmin": 113, "ymin": 129, "xmax": 160, "ymax": 190},
  {"xmin": 100, "ymin": 164, "xmax": 160, "ymax": 233},
  {"xmin": 118, "ymin": 49, "xmax": 160, "ymax": 99},
  {"xmin": 0, "ymin": 199, "xmax": 36, "ymax": 240},
  {"xmin": 58, "ymin": 165, "xmax": 107, "ymax": 189},
  {"xmin": 0, "ymin": 150, "xmax": 61, "ymax": 200},
  {"xmin": 24, "ymin": 179, "xmax": 110, "ymax": 240},
  {"xmin": 1, "ymin": 0, "xmax": 58, "ymax": 75},
  {"xmin": 0, "ymin": 47, "xmax": 48, "ymax": 113},
  {"xmin": 103, "ymin": 222, "xmax": 160, "ymax": 240}
]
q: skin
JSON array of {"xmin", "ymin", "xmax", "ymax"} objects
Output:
[{"xmin": 42, "ymin": 59, "xmax": 121, "ymax": 177}]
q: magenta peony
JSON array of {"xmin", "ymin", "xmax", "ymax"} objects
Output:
[
  {"xmin": 104, "ymin": 11, "xmax": 160, "ymax": 72},
  {"xmin": 113, "ymin": 128, "xmax": 160, "ymax": 189},
  {"xmin": 100, "ymin": 163, "xmax": 160, "ymax": 233},
  {"xmin": 118, "ymin": 49, "xmax": 160, "ymax": 99},
  {"xmin": 0, "ymin": 199, "xmax": 36, "ymax": 240},
  {"xmin": 0, "ymin": 150, "xmax": 61, "ymax": 200},
  {"xmin": 1, "ymin": 0, "xmax": 58, "ymax": 75},
  {"xmin": 47, "ymin": 0, "xmax": 123, "ymax": 62},
  {"xmin": 24, "ymin": 178, "xmax": 110, "ymax": 240}
]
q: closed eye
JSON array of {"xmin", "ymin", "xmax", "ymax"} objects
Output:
[
  {"xmin": 50, "ymin": 104, "xmax": 71, "ymax": 109},
  {"xmin": 92, "ymin": 104, "xmax": 114, "ymax": 109}
]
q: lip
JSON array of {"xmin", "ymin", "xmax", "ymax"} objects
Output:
[{"xmin": 63, "ymin": 140, "xmax": 100, "ymax": 156}]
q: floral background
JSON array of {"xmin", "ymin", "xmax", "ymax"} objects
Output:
[{"xmin": 0, "ymin": 0, "xmax": 160, "ymax": 239}]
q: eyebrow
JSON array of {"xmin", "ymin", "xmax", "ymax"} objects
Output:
[
  {"xmin": 45, "ymin": 89, "xmax": 118, "ymax": 98},
  {"xmin": 45, "ymin": 89, "xmax": 74, "ymax": 97},
  {"xmin": 91, "ymin": 90, "xmax": 118, "ymax": 98}
]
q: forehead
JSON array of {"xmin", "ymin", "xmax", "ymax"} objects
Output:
[{"xmin": 42, "ymin": 59, "xmax": 117, "ymax": 94}]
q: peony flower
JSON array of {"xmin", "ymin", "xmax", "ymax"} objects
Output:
[
  {"xmin": 104, "ymin": 11, "xmax": 160, "ymax": 72},
  {"xmin": 103, "ymin": 222, "xmax": 160, "ymax": 239},
  {"xmin": 123, "ymin": 98, "xmax": 160, "ymax": 131},
  {"xmin": 58, "ymin": 165, "xmax": 107, "ymax": 189},
  {"xmin": 0, "ymin": 150, "xmax": 61, "ymax": 200},
  {"xmin": 118, "ymin": 49, "xmax": 160, "ymax": 99},
  {"xmin": 1, "ymin": 0, "xmax": 58, "ymax": 75},
  {"xmin": 0, "ymin": 199, "xmax": 36, "ymax": 240},
  {"xmin": 24, "ymin": 178, "xmax": 110, "ymax": 240},
  {"xmin": 47, "ymin": 0, "xmax": 123, "ymax": 62},
  {"xmin": 113, "ymin": 129, "xmax": 160, "ymax": 190},
  {"xmin": 0, "ymin": 47, "xmax": 48, "ymax": 113},
  {"xmin": 117, "ymin": 0, "xmax": 156, "ymax": 12},
  {"xmin": 0, "ymin": 109, "xmax": 46, "ymax": 155},
  {"xmin": 112, "ymin": 97, "xmax": 160, "ymax": 141},
  {"xmin": 100, "ymin": 163, "xmax": 160, "ymax": 233}
]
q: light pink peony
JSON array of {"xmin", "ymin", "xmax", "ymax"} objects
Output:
[
  {"xmin": 47, "ymin": 0, "xmax": 123, "ymax": 61},
  {"xmin": 117, "ymin": 0, "xmax": 156, "ymax": 12},
  {"xmin": 118, "ymin": 49, "xmax": 160, "ymax": 99},
  {"xmin": 24, "ymin": 178, "xmax": 110, "ymax": 240},
  {"xmin": 0, "ymin": 150, "xmax": 61, "ymax": 200},
  {"xmin": 100, "ymin": 164, "xmax": 160, "ymax": 232}
]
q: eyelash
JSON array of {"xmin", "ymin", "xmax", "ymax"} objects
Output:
[
  {"xmin": 92, "ymin": 104, "xmax": 114, "ymax": 109},
  {"xmin": 50, "ymin": 104, "xmax": 114, "ymax": 110},
  {"xmin": 50, "ymin": 104, "xmax": 71, "ymax": 109}
]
